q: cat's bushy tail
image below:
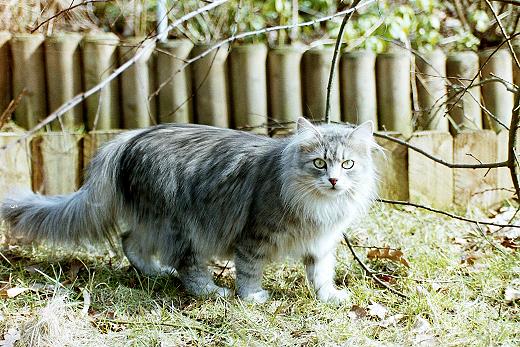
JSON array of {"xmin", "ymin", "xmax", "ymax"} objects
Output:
[{"xmin": 0, "ymin": 132, "xmax": 135, "ymax": 246}]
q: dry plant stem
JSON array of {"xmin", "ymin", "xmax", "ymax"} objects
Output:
[
  {"xmin": 486, "ymin": 0, "xmax": 520, "ymax": 199},
  {"xmin": 149, "ymin": 0, "xmax": 377, "ymax": 100},
  {"xmin": 0, "ymin": 89, "xmax": 27, "ymax": 130},
  {"xmin": 0, "ymin": 0, "xmax": 230, "ymax": 152},
  {"xmin": 485, "ymin": 0, "xmax": 520, "ymax": 69},
  {"xmin": 31, "ymin": 0, "xmax": 111, "ymax": 33},
  {"xmin": 507, "ymin": 90, "xmax": 520, "ymax": 199},
  {"xmin": 373, "ymin": 133, "xmax": 508, "ymax": 169},
  {"xmin": 324, "ymin": 0, "xmax": 362, "ymax": 124},
  {"xmin": 445, "ymin": 32, "xmax": 520, "ymax": 120},
  {"xmin": 491, "ymin": 0, "xmax": 520, "ymax": 4},
  {"xmin": 454, "ymin": 0, "xmax": 470, "ymax": 29},
  {"xmin": 343, "ymin": 234, "xmax": 408, "ymax": 299},
  {"xmin": 378, "ymin": 198, "xmax": 520, "ymax": 228},
  {"xmin": 98, "ymin": 319, "xmax": 214, "ymax": 334}
]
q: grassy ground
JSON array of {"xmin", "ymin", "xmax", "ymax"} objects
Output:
[{"xmin": 1, "ymin": 203, "xmax": 519, "ymax": 346}]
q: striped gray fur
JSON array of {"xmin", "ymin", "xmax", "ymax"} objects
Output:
[{"xmin": 1, "ymin": 118, "xmax": 378, "ymax": 303}]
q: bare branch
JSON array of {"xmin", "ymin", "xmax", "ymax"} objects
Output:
[
  {"xmin": 149, "ymin": 0, "xmax": 378, "ymax": 100},
  {"xmin": 325, "ymin": 0, "xmax": 362, "ymax": 124},
  {"xmin": 343, "ymin": 234, "xmax": 408, "ymax": 298},
  {"xmin": 507, "ymin": 90, "xmax": 520, "ymax": 199},
  {"xmin": 444, "ymin": 32, "xmax": 520, "ymax": 122},
  {"xmin": 378, "ymin": 199, "xmax": 520, "ymax": 228},
  {"xmin": 0, "ymin": 89, "xmax": 27, "ymax": 130},
  {"xmin": 0, "ymin": 0, "xmax": 231, "ymax": 152},
  {"xmin": 491, "ymin": 0, "xmax": 520, "ymax": 6},
  {"xmin": 485, "ymin": 0, "xmax": 520, "ymax": 69},
  {"xmin": 373, "ymin": 132, "xmax": 509, "ymax": 169},
  {"xmin": 30, "ymin": 0, "xmax": 111, "ymax": 33}
]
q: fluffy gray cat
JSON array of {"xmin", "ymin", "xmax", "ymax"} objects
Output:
[{"xmin": 1, "ymin": 117, "xmax": 378, "ymax": 303}]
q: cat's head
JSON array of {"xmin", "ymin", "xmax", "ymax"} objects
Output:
[{"xmin": 284, "ymin": 117, "xmax": 379, "ymax": 199}]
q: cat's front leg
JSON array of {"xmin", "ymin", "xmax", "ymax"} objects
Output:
[
  {"xmin": 234, "ymin": 245, "xmax": 269, "ymax": 304},
  {"xmin": 304, "ymin": 251, "xmax": 350, "ymax": 304}
]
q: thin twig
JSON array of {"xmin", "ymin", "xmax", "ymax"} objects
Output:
[
  {"xmin": 378, "ymin": 199, "xmax": 520, "ymax": 228},
  {"xmin": 507, "ymin": 90, "xmax": 520, "ymax": 199},
  {"xmin": 97, "ymin": 318, "xmax": 214, "ymax": 334},
  {"xmin": 491, "ymin": 0, "xmax": 520, "ymax": 5},
  {"xmin": 343, "ymin": 234, "xmax": 408, "ymax": 298},
  {"xmin": 30, "ymin": 0, "xmax": 111, "ymax": 33},
  {"xmin": 374, "ymin": 132, "xmax": 508, "ymax": 169},
  {"xmin": 485, "ymin": 0, "xmax": 520, "ymax": 70},
  {"xmin": 444, "ymin": 32, "xmax": 520, "ymax": 122},
  {"xmin": 325, "ymin": 0, "xmax": 361, "ymax": 124},
  {"xmin": 149, "ymin": 0, "xmax": 377, "ymax": 100},
  {"xmin": 0, "ymin": 0, "xmax": 230, "ymax": 152},
  {"xmin": 0, "ymin": 89, "xmax": 27, "ymax": 130}
]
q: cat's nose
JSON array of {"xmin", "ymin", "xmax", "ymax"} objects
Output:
[{"xmin": 328, "ymin": 178, "xmax": 338, "ymax": 186}]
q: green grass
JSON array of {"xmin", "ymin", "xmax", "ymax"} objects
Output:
[{"xmin": 1, "ymin": 204, "xmax": 519, "ymax": 346}]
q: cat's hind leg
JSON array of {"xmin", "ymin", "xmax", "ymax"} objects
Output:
[
  {"xmin": 176, "ymin": 249, "xmax": 231, "ymax": 298},
  {"xmin": 121, "ymin": 227, "xmax": 174, "ymax": 276}
]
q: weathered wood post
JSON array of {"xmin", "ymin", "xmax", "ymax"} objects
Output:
[
  {"xmin": 376, "ymin": 48, "xmax": 413, "ymax": 137},
  {"xmin": 84, "ymin": 130, "xmax": 124, "ymax": 167},
  {"xmin": 156, "ymin": 39, "xmax": 194, "ymax": 124},
  {"xmin": 82, "ymin": 32, "xmax": 120, "ymax": 130},
  {"xmin": 374, "ymin": 132, "xmax": 409, "ymax": 201},
  {"xmin": 267, "ymin": 45, "xmax": 304, "ymax": 132},
  {"xmin": 479, "ymin": 48, "xmax": 514, "ymax": 132},
  {"xmin": 11, "ymin": 33, "xmax": 47, "ymax": 129},
  {"xmin": 0, "ymin": 32, "xmax": 11, "ymax": 114},
  {"xmin": 0, "ymin": 134, "xmax": 31, "ymax": 201},
  {"xmin": 340, "ymin": 50, "xmax": 377, "ymax": 125},
  {"xmin": 191, "ymin": 43, "xmax": 230, "ymax": 128},
  {"xmin": 230, "ymin": 43, "xmax": 268, "ymax": 133},
  {"xmin": 453, "ymin": 130, "xmax": 497, "ymax": 207},
  {"xmin": 446, "ymin": 51, "xmax": 482, "ymax": 132},
  {"xmin": 415, "ymin": 49, "xmax": 449, "ymax": 131},
  {"xmin": 119, "ymin": 37, "xmax": 156, "ymax": 129},
  {"xmin": 408, "ymin": 131, "xmax": 453, "ymax": 208},
  {"xmin": 301, "ymin": 46, "xmax": 341, "ymax": 122},
  {"xmin": 45, "ymin": 33, "xmax": 84, "ymax": 130},
  {"xmin": 31, "ymin": 132, "xmax": 83, "ymax": 195}
]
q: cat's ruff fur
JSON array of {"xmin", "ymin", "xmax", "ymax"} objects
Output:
[{"xmin": 1, "ymin": 118, "xmax": 378, "ymax": 303}]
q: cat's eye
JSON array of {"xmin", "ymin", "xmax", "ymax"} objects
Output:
[
  {"xmin": 313, "ymin": 158, "xmax": 327, "ymax": 169},
  {"xmin": 342, "ymin": 160, "xmax": 355, "ymax": 170}
]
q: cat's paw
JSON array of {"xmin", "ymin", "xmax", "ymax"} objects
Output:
[
  {"xmin": 213, "ymin": 286, "xmax": 232, "ymax": 298},
  {"xmin": 241, "ymin": 289, "xmax": 270, "ymax": 304},
  {"xmin": 317, "ymin": 288, "xmax": 351, "ymax": 304},
  {"xmin": 191, "ymin": 283, "xmax": 232, "ymax": 298}
]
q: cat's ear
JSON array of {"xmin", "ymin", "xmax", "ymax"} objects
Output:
[
  {"xmin": 351, "ymin": 120, "xmax": 374, "ymax": 138},
  {"xmin": 296, "ymin": 117, "xmax": 321, "ymax": 137}
]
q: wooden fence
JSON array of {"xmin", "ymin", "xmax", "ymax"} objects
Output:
[
  {"xmin": 0, "ymin": 32, "xmax": 518, "ymax": 208},
  {"xmin": 0, "ymin": 129, "xmax": 514, "ymax": 209},
  {"xmin": 0, "ymin": 32, "xmax": 518, "ymax": 132}
]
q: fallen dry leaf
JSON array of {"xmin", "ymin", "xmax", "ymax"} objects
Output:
[
  {"xmin": 500, "ymin": 237, "xmax": 519, "ymax": 250},
  {"xmin": 7, "ymin": 287, "xmax": 28, "ymax": 298},
  {"xmin": 367, "ymin": 302, "xmax": 388, "ymax": 320},
  {"xmin": 367, "ymin": 247, "xmax": 410, "ymax": 268},
  {"xmin": 460, "ymin": 254, "xmax": 480, "ymax": 266},
  {"xmin": 348, "ymin": 305, "xmax": 367, "ymax": 320},
  {"xmin": 1, "ymin": 287, "xmax": 29, "ymax": 299},
  {"xmin": 67, "ymin": 259, "xmax": 84, "ymax": 281}
]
